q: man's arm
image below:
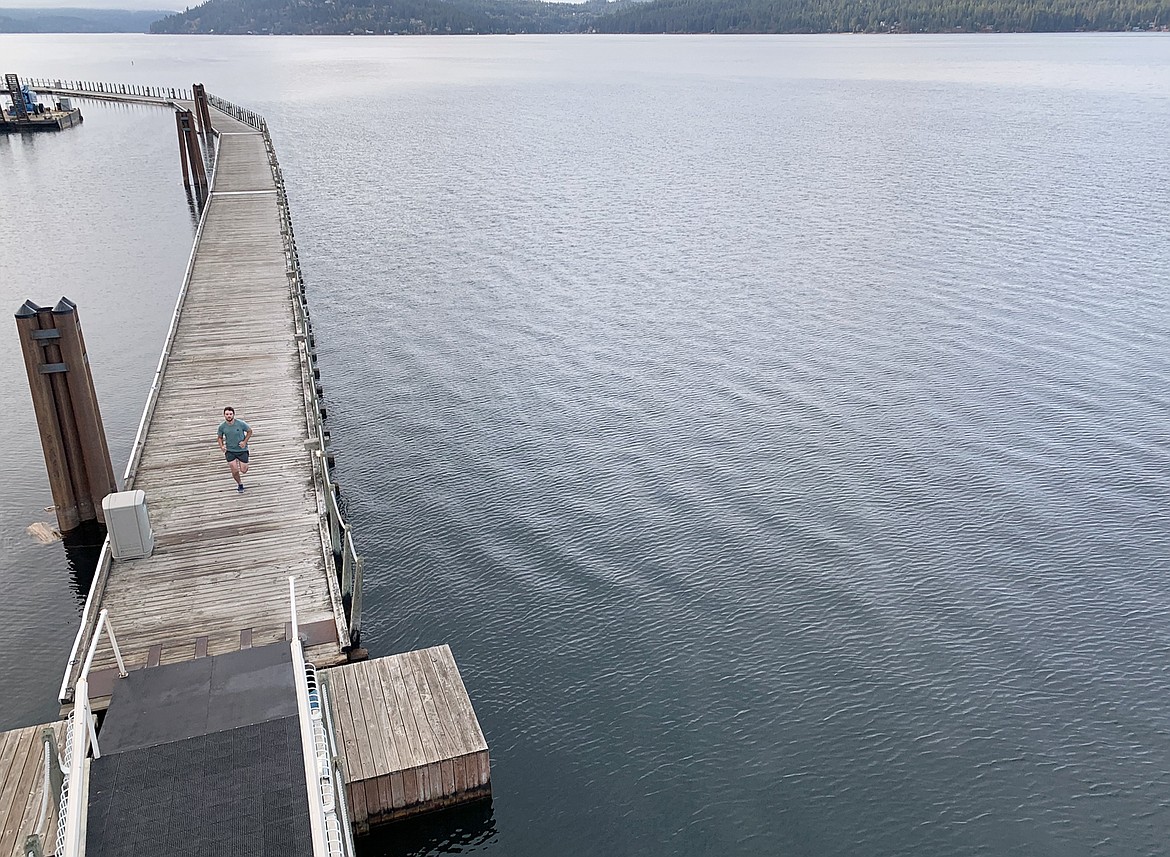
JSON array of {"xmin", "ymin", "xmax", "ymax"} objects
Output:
[
  {"xmin": 217, "ymin": 427, "xmax": 226, "ymax": 451},
  {"xmin": 242, "ymin": 427, "xmax": 253, "ymax": 447}
]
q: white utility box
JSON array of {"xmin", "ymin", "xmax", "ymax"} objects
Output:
[{"xmin": 102, "ymin": 490, "xmax": 155, "ymax": 560}]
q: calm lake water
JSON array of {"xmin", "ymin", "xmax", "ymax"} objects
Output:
[{"xmin": 2, "ymin": 33, "xmax": 1169, "ymax": 857}]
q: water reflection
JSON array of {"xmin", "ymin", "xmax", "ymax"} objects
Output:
[
  {"xmin": 62, "ymin": 520, "xmax": 104, "ymax": 610},
  {"xmin": 183, "ymin": 185, "xmax": 201, "ymax": 224},
  {"xmin": 358, "ymin": 798, "xmax": 497, "ymax": 857}
]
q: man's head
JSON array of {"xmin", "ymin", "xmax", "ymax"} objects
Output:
[{"xmin": 224, "ymin": 407, "xmax": 235, "ymax": 422}]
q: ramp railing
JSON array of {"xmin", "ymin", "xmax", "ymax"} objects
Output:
[
  {"xmin": 58, "ymin": 609, "xmax": 127, "ymax": 857},
  {"xmin": 289, "ymin": 578, "xmax": 355, "ymax": 857}
]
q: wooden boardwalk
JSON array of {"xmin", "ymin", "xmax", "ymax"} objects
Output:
[
  {"xmin": 0, "ymin": 722, "xmax": 66, "ymax": 857},
  {"xmin": 326, "ymin": 647, "xmax": 491, "ymax": 832},
  {"xmin": 63, "ymin": 101, "xmax": 348, "ymax": 706},
  {"xmin": 5, "ymin": 82, "xmax": 489, "ymax": 844}
]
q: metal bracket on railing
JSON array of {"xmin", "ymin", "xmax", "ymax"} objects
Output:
[{"xmin": 81, "ymin": 608, "xmax": 128, "ymax": 680}]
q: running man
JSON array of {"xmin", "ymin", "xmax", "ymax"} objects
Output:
[{"xmin": 217, "ymin": 406, "xmax": 252, "ymax": 492}]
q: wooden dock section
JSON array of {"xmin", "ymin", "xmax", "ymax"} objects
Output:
[
  {"xmin": 326, "ymin": 646, "xmax": 491, "ymax": 831},
  {"xmin": 8, "ymin": 79, "xmax": 490, "ymax": 847},
  {"xmin": 59, "ymin": 96, "xmax": 350, "ymax": 708},
  {"xmin": 0, "ymin": 721, "xmax": 66, "ymax": 857}
]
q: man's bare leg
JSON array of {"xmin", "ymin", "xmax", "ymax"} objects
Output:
[{"xmin": 229, "ymin": 459, "xmax": 242, "ymax": 485}]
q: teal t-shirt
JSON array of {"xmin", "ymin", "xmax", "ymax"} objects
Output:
[{"xmin": 218, "ymin": 418, "xmax": 251, "ymax": 452}]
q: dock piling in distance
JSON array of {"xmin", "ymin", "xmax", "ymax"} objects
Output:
[
  {"xmin": 175, "ymin": 109, "xmax": 191, "ymax": 188},
  {"xmin": 192, "ymin": 83, "xmax": 214, "ymax": 137},
  {"xmin": 14, "ymin": 299, "xmax": 118, "ymax": 532},
  {"xmin": 176, "ymin": 109, "xmax": 208, "ymax": 197}
]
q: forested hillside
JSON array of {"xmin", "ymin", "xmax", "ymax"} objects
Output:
[
  {"xmin": 151, "ymin": 0, "xmax": 627, "ymax": 33},
  {"xmin": 591, "ymin": 0, "xmax": 1167, "ymax": 31},
  {"xmin": 149, "ymin": 0, "xmax": 1168, "ymax": 34}
]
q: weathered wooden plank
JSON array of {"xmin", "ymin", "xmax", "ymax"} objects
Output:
[
  {"xmin": 424, "ymin": 651, "xmax": 471, "ymax": 794},
  {"xmin": 11, "ymin": 724, "xmax": 65, "ymax": 857},
  {"xmin": 329, "ymin": 672, "xmax": 367, "ymax": 829},
  {"xmin": 411, "ymin": 651, "xmax": 457, "ymax": 797},
  {"xmin": 0, "ymin": 728, "xmax": 37, "ymax": 830},
  {"xmin": 370, "ymin": 660, "xmax": 411, "ymax": 810},
  {"xmin": 429, "ymin": 646, "xmax": 489, "ymax": 755},
  {"xmin": 0, "ymin": 726, "xmax": 44, "ymax": 857},
  {"xmin": 384, "ymin": 655, "xmax": 429, "ymax": 803},
  {"xmin": 345, "ymin": 663, "xmax": 388, "ymax": 816},
  {"xmin": 351, "ymin": 662, "xmax": 397, "ymax": 814}
]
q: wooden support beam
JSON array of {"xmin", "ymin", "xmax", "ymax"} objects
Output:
[
  {"xmin": 175, "ymin": 110, "xmax": 190, "ymax": 189},
  {"xmin": 192, "ymin": 83, "xmax": 214, "ymax": 137},
  {"xmin": 52, "ymin": 298, "xmax": 117, "ymax": 521},
  {"xmin": 14, "ymin": 301, "xmax": 79, "ymax": 531}
]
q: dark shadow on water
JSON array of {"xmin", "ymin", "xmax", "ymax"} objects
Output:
[
  {"xmin": 358, "ymin": 798, "xmax": 497, "ymax": 857},
  {"xmin": 63, "ymin": 520, "xmax": 105, "ymax": 610},
  {"xmin": 184, "ymin": 186, "xmax": 202, "ymax": 225}
]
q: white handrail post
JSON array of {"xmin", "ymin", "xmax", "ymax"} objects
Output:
[
  {"xmin": 102, "ymin": 612, "xmax": 128, "ymax": 678},
  {"xmin": 288, "ymin": 576, "xmax": 299, "ymax": 641},
  {"xmin": 85, "ymin": 697, "xmax": 101, "ymax": 760},
  {"xmin": 80, "ymin": 608, "xmax": 109, "ymax": 680},
  {"xmin": 340, "ymin": 530, "xmax": 353, "ymax": 600}
]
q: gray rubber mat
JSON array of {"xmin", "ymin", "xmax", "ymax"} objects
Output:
[
  {"xmin": 98, "ymin": 642, "xmax": 299, "ymax": 755},
  {"xmin": 86, "ymin": 715, "xmax": 312, "ymax": 857}
]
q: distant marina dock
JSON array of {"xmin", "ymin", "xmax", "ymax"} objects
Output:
[{"xmin": 1, "ymin": 79, "xmax": 489, "ymax": 857}]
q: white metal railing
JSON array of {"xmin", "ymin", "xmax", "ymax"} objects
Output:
[
  {"xmin": 289, "ymin": 579, "xmax": 353, "ymax": 857},
  {"xmin": 258, "ymin": 111, "xmax": 363, "ymax": 645},
  {"xmin": 320, "ymin": 677, "xmax": 357, "ymax": 857},
  {"xmin": 54, "ymin": 710, "xmax": 76, "ymax": 857},
  {"xmin": 25, "ymin": 78, "xmax": 192, "ymax": 102},
  {"xmin": 205, "ymin": 92, "xmax": 266, "ymax": 131},
  {"xmin": 57, "ymin": 609, "xmax": 127, "ymax": 856}
]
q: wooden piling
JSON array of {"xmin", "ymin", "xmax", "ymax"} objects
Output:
[
  {"xmin": 175, "ymin": 110, "xmax": 191, "ymax": 188},
  {"xmin": 15, "ymin": 299, "xmax": 118, "ymax": 532},
  {"xmin": 52, "ymin": 298, "xmax": 117, "ymax": 522},
  {"xmin": 179, "ymin": 110, "xmax": 208, "ymax": 194},
  {"xmin": 36, "ymin": 304, "xmax": 95, "ymax": 523},
  {"xmin": 15, "ymin": 302, "xmax": 80, "ymax": 531},
  {"xmin": 192, "ymin": 83, "xmax": 214, "ymax": 137}
]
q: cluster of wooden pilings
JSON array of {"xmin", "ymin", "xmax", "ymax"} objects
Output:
[
  {"xmin": 176, "ymin": 84, "xmax": 215, "ymax": 203},
  {"xmin": 14, "ymin": 299, "xmax": 117, "ymax": 532}
]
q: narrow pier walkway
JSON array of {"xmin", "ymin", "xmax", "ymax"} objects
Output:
[
  {"xmin": 2, "ymin": 81, "xmax": 489, "ymax": 854},
  {"xmin": 62, "ymin": 100, "xmax": 348, "ymax": 707}
]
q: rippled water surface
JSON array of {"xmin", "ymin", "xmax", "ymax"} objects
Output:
[{"xmin": 2, "ymin": 33, "xmax": 1169, "ymax": 857}]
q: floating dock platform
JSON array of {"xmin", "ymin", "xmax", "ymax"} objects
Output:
[
  {"xmin": 327, "ymin": 647, "xmax": 491, "ymax": 832},
  {"xmin": 3, "ymin": 73, "xmax": 82, "ymax": 134},
  {"xmin": 0, "ymin": 107, "xmax": 83, "ymax": 133}
]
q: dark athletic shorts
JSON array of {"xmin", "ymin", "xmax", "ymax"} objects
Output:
[{"xmin": 225, "ymin": 449, "xmax": 250, "ymax": 463}]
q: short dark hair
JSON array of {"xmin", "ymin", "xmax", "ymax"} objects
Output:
[{"xmin": 223, "ymin": 406, "xmax": 235, "ymax": 414}]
